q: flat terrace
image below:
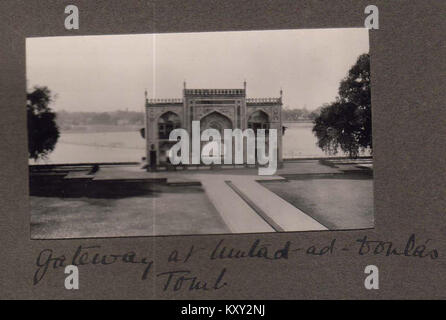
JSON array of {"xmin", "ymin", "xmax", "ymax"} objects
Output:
[{"xmin": 29, "ymin": 159, "xmax": 373, "ymax": 239}]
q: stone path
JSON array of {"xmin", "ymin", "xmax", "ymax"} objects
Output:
[
  {"xmin": 179, "ymin": 173, "xmax": 327, "ymax": 233},
  {"xmin": 198, "ymin": 176, "xmax": 275, "ymax": 234},
  {"xmin": 229, "ymin": 176, "xmax": 327, "ymax": 232}
]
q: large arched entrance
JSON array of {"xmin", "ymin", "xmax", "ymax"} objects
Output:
[
  {"xmin": 200, "ymin": 111, "xmax": 233, "ymax": 134},
  {"xmin": 200, "ymin": 111, "xmax": 233, "ymax": 163}
]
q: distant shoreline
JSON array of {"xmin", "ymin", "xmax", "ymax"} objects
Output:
[
  {"xmin": 60, "ymin": 122, "xmax": 314, "ymax": 134},
  {"xmin": 60, "ymin": 124, "xmax": 142, "ymax": 134}
]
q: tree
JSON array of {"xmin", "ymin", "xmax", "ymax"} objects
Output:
[
  {"xmin": 312, "ymin": 53, "xmax": 371, "ymax": 157},
  {"xmin": 27, "ymin": 86, "xmax": 60, "ymax": 160},
  {"xmin": 308, "ymin": 106, "xmax": 324, "ymax": 120}
]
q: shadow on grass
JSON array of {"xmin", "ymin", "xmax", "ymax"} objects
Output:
[
  {"xmin": 29, "ymin": 175, "xmax": 160, "ymax": 199},
  {"xmin": 29, "ymin": 174, "xmax": 205, "ymax": 199},
  {"xmin": 272, "ymin": 170, "xmax": 373, "ymax": 182}
]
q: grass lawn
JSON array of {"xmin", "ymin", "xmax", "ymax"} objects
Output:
[
  {"xmin": 260, "ymin": 173, "xmax": 374, "ymax": 230},
  {"xmin": 30, "ymin": 185, "xmax": 229, "ymax": 239}
]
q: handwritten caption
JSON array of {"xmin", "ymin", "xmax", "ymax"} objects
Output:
[{"xmin": 34, "ymin": 234, "xmax": 439, "ymax": 291}]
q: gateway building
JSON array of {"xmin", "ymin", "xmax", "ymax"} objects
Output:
[{"xmin": 144, "ymin": 82, "xmax": 283, "ymax": 167}]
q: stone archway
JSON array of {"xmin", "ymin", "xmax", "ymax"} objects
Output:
[
  {"xmin": 158, "ymin": 111, "xmax": 181, "ymax": 140},
  {"xmin": 199, "ymin": 111, "xmax": 233, "ymax": 163},
  {"xmin": 248, "ymin": 110, "xmax": 271, "ymax": 163},
  {"xmin": 157, "ymin": 111, "xmax": 181, "ymax": 164},
  {"xmin": 248, "ymin": 110, "xmax": 269, "ymax": 132},
  {"xmin": 200, "ymin": 111, "xmax": 233, "ymax": 134},
  {"xmin": 157, "ymin": 111, "xmax": 181, "ymax": 140}
]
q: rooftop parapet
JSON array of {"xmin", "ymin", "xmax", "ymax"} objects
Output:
[
  {"xmin": 184, "ymin": 89, "xmax": 245, "ymax": 96},
  {"xmin": 246, "ymin": 97, "xmax": 281, "ymax": 104},
  {"xmin": 146, "ymin": 96, "xmax": 281, "ymax": 105},
  {"xmin": 147, "ymin": 98, "xmax": 183, "ymax": 104}
]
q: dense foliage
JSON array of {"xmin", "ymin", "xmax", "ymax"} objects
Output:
[
  {"xmin": 27, "ymin": 87, "xmax": 60, "ymax": 160},
  {"xmin": 312, "ymin": 53, "xmax": 371, "ymax": 157}
]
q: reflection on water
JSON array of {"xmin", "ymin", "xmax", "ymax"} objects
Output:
[{"xmin": 30, "ymin": 122, "xmax": 369, "ymax": 164}]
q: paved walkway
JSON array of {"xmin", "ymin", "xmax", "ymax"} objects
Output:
[
  {"xmin": 229, "ymin": 176, "xmax": 327, "ymax": 232},
  {"xmin": 166, "ymin": 172, "xmax": 327, "ymax": 233},
  {"xmin": 198, "ymin": 176, "xmax": 275, "ymax": 234}
]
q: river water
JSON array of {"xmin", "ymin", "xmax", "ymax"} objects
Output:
[{"xmin": 31, "ymin": 122, "xmax": 368, "ymax": 164}]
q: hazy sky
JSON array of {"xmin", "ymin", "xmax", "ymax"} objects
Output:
[{"xmin": 26, "ymin": 28, "xmax": 369, "ymax": 112}]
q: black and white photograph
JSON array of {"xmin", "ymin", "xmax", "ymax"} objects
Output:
[
  {"xmin": 27, "ymin": 28, "xmax": 373, "ymax": 239},
  {"xmin": 2, "ymin": 0, "xmax": 445, "ymax": 302}
]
